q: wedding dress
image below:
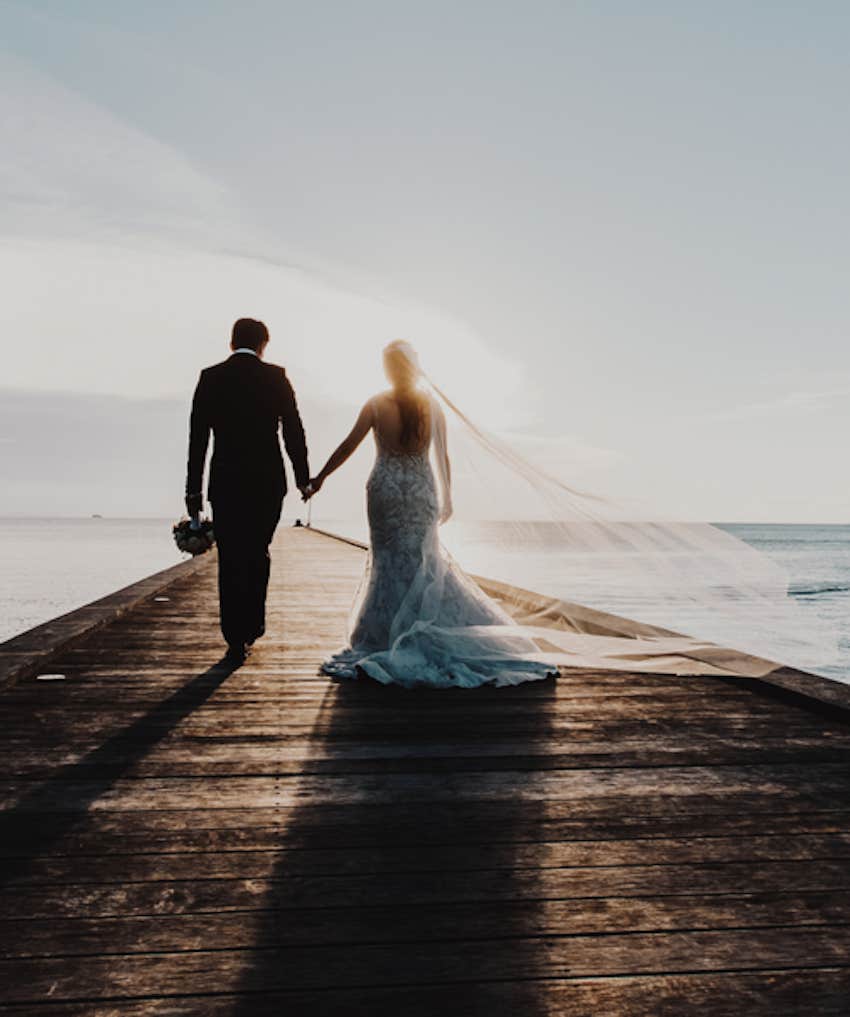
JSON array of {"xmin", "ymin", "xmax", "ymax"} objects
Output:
[
  {"xmin": 318, "ymin": 341, "xmax": 835, "ymax": 683},
  {"xmin": 321, "ymin": 397, "xmax": 556, "ymax": 688}
]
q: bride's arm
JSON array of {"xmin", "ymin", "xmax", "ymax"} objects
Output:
[
  {"xmin": 432, "ymin": 399, "xmax": 453, "ymax": 523},
  {"xmin": 308, "ymin": 401, "xmax": 373, "ymax": 495}
]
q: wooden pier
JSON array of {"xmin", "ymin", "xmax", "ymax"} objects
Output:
[{"xmin": 1, "ymin": 526, "xmax": 849, "ymax": 1015}]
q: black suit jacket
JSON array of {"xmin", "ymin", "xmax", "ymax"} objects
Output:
[{"xmin": 186, "ymin": 353, "xmax": 309, "ymax": 504}]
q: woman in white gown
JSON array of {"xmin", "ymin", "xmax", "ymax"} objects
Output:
[{"xmin": 306, "ymin": 341, "xmax": 555, "ymax": 689}]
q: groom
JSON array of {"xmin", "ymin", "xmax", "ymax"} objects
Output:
[{"xmin": 185, "ymin": 318, "xmax": 310, "ymax": 663}]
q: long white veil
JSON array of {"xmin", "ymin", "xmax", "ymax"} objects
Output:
[{"xmin": 404, "ymin": 343, "xmax": 836, "ymax": 679}]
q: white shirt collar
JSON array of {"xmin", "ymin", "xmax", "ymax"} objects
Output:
[{"xmin": 232, "ymin": 347, "xmax": 259, "ymax": 357}]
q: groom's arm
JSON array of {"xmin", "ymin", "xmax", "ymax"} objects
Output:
[
  {"xmin": 186, "ymin": 370, "xmax": 211, "ymax": 515},
  {"xmin": 278, "ymin": 369, "xmax": 310, "ymax": 490}
]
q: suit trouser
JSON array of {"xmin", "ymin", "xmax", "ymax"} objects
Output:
[{"xmin": 212, "ymin": 488, "xmax": 284, "ymax": 646}]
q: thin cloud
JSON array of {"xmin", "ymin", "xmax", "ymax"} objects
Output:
[
  {"xmin": 707, "ymin": 383, "xmax": 850, "ymax": 423},
  {"xmin": 0, "ymin": 50, "xmax": 235, "ymax": 245}
]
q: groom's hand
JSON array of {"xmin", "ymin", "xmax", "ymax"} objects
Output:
[
  {"xmin": 186, "ymin": 492, "xmax": 203, "ymax": 518},
  {"xmin": 301, "ymin": 476, "xmax": 323, "ymax": 501}
]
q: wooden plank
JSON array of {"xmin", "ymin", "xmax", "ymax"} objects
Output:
[
  {"xmin": 4, "ymin": 763, "xmax": 850, "ymax": 815},
  {"xmin": 6, "ymin": 808, "xmax": 850, "ymax": 861},
  {"xmin": 5, "ymin": 859, "xmax": 850, "ymax": 920},
  {"xmin": 3, "ymin": 736, "xmax": 849, "ymax": 779},
  {"xmin": 7, "ymin": 832, "xmax": 850, "ymax": 887},
  {"xmin": 4, "ymin": 890, "xmax": 849, "ymax": 959},
  {"xmin": 0, "ymin": 970, "xmax": 848, "ymax": 1017},
  {"xmin": 2, "ymin": 927, "xmax": 850, "ymax": 1004}
]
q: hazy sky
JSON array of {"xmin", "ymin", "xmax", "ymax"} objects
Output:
[{"xmin": 2, "ymin": 1, "xmax": 848, "ymax": 521}]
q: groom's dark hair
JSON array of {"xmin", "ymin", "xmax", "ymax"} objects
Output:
[{"xmin": 231, "ymin": 318, "xmax": 269, "ymax": 352}]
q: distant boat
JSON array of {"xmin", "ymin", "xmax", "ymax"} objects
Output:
[{"xmin": 91, "ymin": 514, "xmax": 103, "ymax": 519}]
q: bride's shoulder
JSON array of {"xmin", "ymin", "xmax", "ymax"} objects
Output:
[
  {"xmin": 360, "ymin": 392, "xmax": 387, "ymax": 423},
  {"xmin": 369, "ymin": 390, "xmax": 395, "ymax": 411}
]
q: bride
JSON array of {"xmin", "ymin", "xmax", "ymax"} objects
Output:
[{"xmin": 305, "ymin": 340, "xmax": 556, "ymax": 689}]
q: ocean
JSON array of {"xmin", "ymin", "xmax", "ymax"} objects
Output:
[{"xmin": 1, "ymin": 517, "xmax": 847, "ymax": 682}]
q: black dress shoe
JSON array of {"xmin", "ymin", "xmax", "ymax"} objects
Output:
[
  {"xmin": 247, "ymin": 627, "xmax": 265, "ymax": 647},
  {"xmin": 224, "ymin": 642, "xmax": 247, "ymax": 664}
]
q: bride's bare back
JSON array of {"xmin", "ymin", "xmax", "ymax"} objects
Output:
[{"xmin": 371, "ymin": 390, "xmax": 431, "ymax": 455}]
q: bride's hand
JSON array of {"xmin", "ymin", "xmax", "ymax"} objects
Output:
[{"xmin": 304, "ymin": 475, "xmax": 324, "ymax": 500}]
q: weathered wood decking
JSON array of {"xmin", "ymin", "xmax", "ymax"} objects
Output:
[{"xmin": 1, "ymin": 526, "xmax": 849, "ymax": 1015}]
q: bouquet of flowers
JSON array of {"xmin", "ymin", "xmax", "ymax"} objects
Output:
[{"xmin": 172, "ymin": 517, "xmax": 215, "ymax": 556}]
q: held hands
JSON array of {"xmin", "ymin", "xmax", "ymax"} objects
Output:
[{"xmin": 301, "ymin": 476, "xmax": 325, "ymax": 501}]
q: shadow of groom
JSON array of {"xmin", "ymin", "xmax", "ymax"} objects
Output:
[{"xmin": 0, "ymin": 656, "xmax": 242, "ymax": 889}]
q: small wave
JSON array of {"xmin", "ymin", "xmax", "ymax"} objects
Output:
[{"xmin": 791, "ymin": 583, "xmax": 850, "ymax": 598}]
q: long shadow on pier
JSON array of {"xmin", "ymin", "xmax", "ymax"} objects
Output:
[
  {"xmin": 0, "ymin": 658, "xmax": 241, "ymax": 887},
  {"xmin": 231, "ymin": 674, "xmax": 558, "ymax": 1016}
]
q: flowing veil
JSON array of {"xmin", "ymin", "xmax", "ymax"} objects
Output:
[{"xmin": 377, "ymin": 342, "xmax": 838, "ymax": 680}]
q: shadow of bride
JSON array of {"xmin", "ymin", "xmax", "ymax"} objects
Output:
[{"xmin": 230, "ymin": 672, "xmax": 558, "ymax": 1016}]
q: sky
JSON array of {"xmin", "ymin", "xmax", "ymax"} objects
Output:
[{"xmin": 2, "ymin": 1, "xmax": 848, "ymax": 522}]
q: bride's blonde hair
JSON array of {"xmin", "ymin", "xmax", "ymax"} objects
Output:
[{"xmin": 383, "ymin": 340, "xmax": 425, "ymax": 450}]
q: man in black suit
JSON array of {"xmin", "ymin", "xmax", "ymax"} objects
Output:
[{"xmin": 186, "ymin": 318, "xmax": 310, "ymax": 663}]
